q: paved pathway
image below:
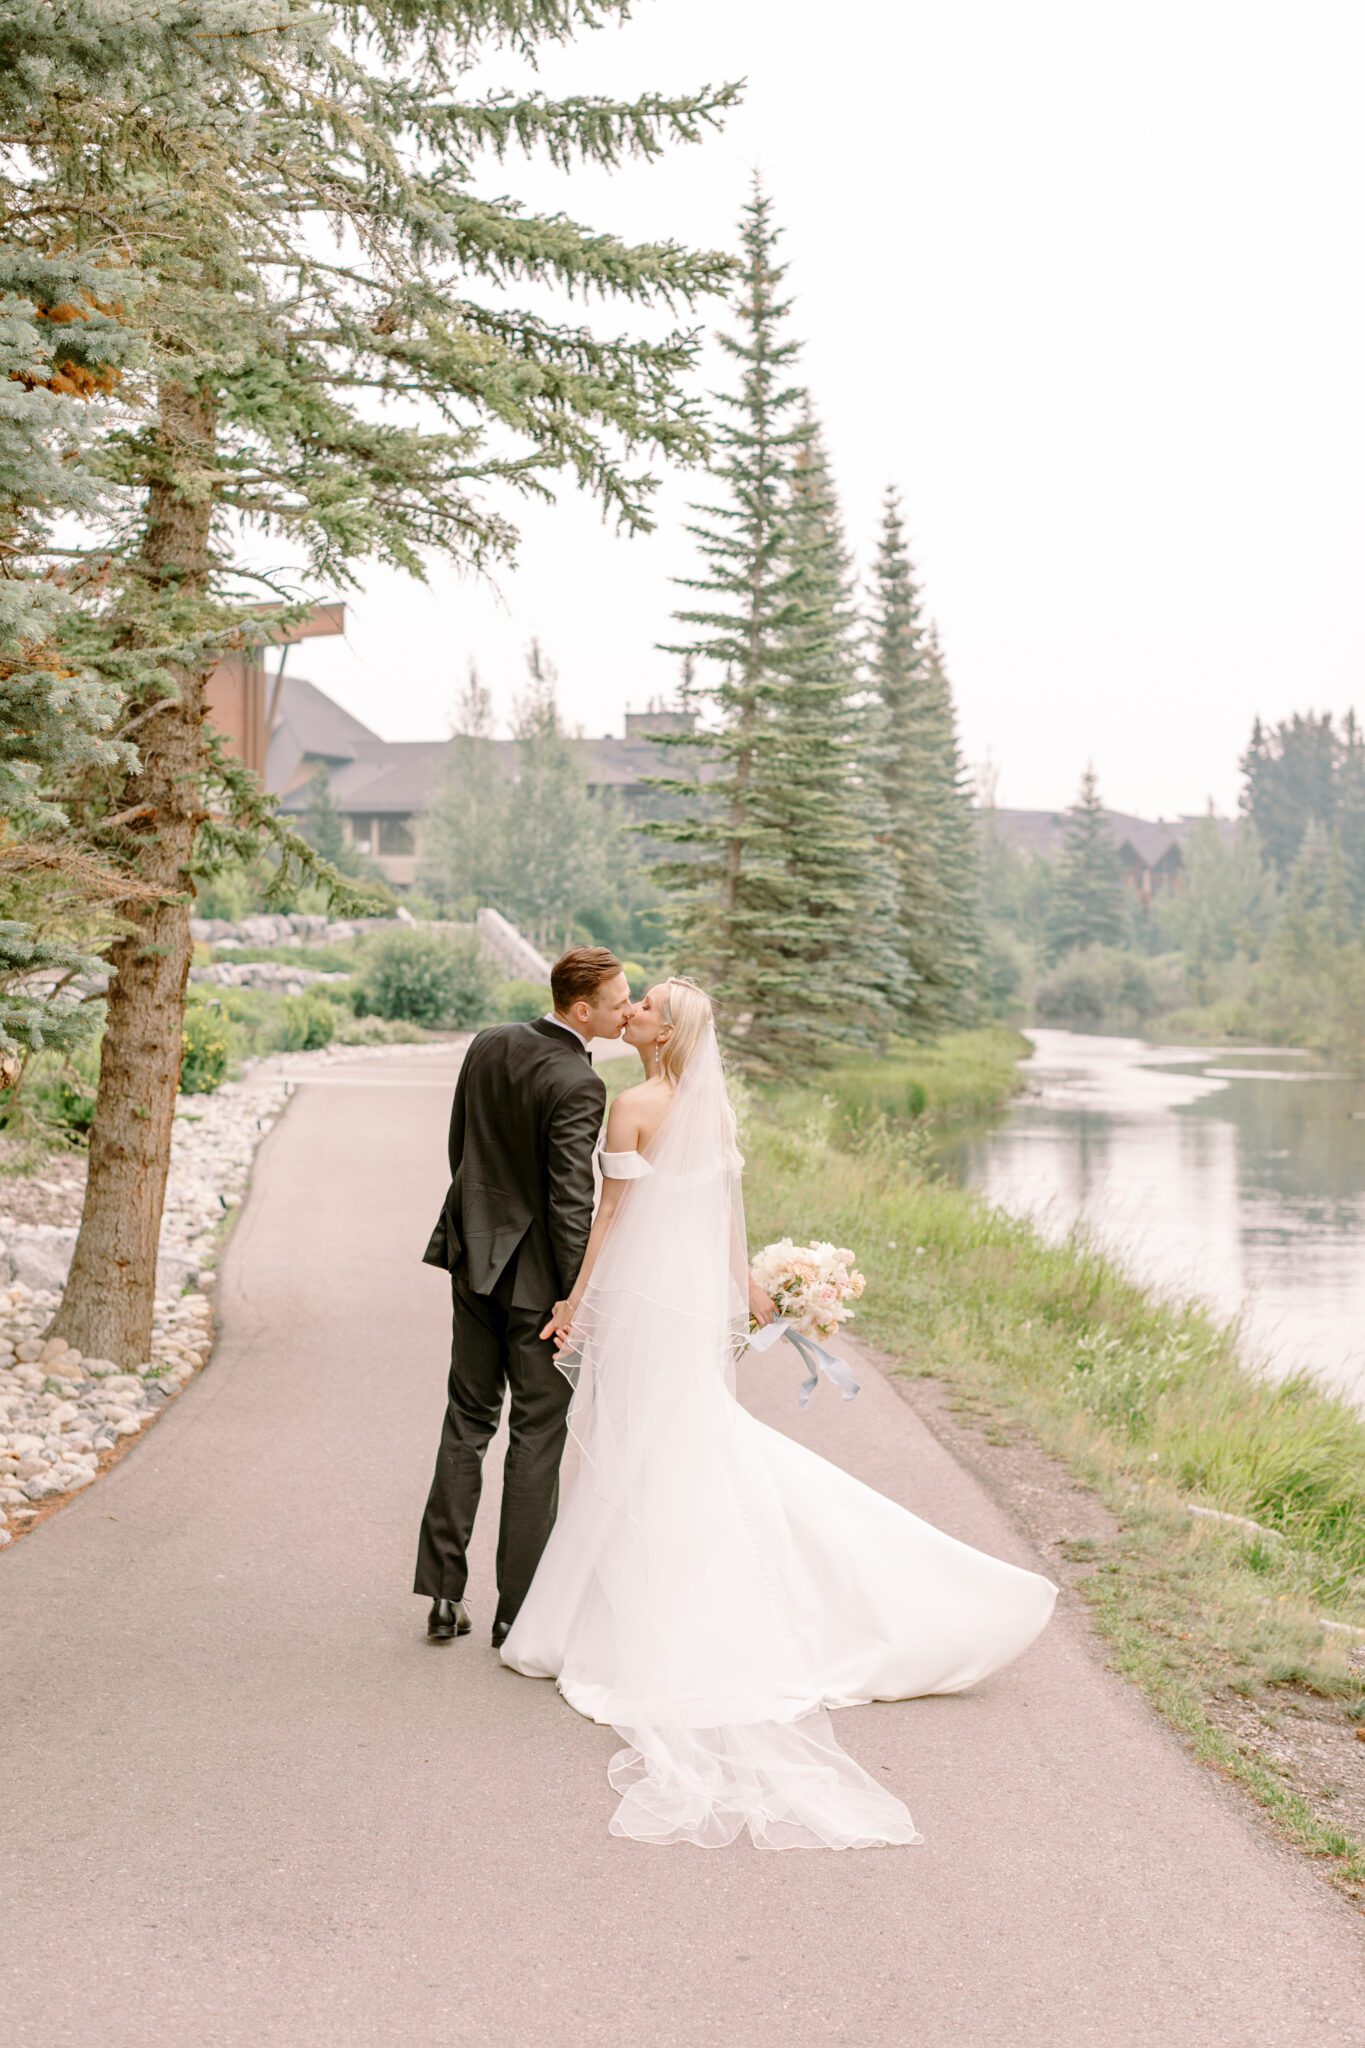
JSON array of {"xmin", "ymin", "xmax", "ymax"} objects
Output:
[{"xmin": 3, "ymin": 1047, "xmax": 1363, "ymax": 2048}]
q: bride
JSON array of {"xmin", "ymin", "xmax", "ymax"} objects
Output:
[{"xmin": 500, "ymin": 978, "xmax": 1058, "ymax": 1850}]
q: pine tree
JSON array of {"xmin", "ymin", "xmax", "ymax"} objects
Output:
[
  {"xmin": 767, "ymin": 406, "xmax": 903, "ymax": 1055},
  {"xmin": 649, "ymin": 181, "xmax": 808, "ymax": 1070},
  {"xmin": 1239, "ymin": 711, "xmax": 1338, "ymax": 879},
  {"xmin": 299, "ymin": 768, "xmax": 348, "ymax": 873},
  {"xmin": 919, "ymin": 622, "xmax": 982, "ymax": 1014},
  {"xmin": 865, "ymin": 489, "xmax": 980, "ymax": 1034},
  {"xmin": 1046, "ymin": 767, "xmax": 1127, "ymax": 960},
  {"xmin": 0, "ymin": 143, "xmax": 148, "ymax": 1074},
  {"xmin": 652, "ymin": 190, "xmax": 902, "ymax": 1073},
  {"xmin": 12, "ymin": 1, "xmax": 737, "ymax": 1363}
]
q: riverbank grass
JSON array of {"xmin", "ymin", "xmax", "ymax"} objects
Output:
[
  {"xmin": 743, "ymin": 1032, "xmax": 1365, "ymax": 1898},
  {"xmin": 820, "ymin": 1027, "xmax": 1031, "ymax": 1134}
]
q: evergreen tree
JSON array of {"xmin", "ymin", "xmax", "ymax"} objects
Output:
[
  {"xmin": 1239, "ymin": 711, "xmax": 1338, "ymax": 879},
  {"xmin": 299, "ymin": 767, "xmax": 355, "ymax": 878},
  {"xmin": 12, "ymin": 0, "xmax": 737, "ymax": 1363},
  {"xmin": 648, "ymin": 183, "xmax": 813, "ymax": 1072},
  {"xmin": 1046, "ymin": 767, "xmax": 1126, "ymax": 960},
  {"xmin": 758, "ymin": 406, "xmax": 903, "ymax": 1055},
  {"xmin": 652, "ymin": 192, "xmax": 900, "ymax": 1073},
  {"xmin": 0, "ymin": 137, "xmax": 146, "ymax": 1072},
  {"xmin": 920, "ymin": 621, "xmax": 982, "ymax": 1013},
  {"xmin": 865, "ymin": 489, "xmax": 980, "ymax": 1034}
]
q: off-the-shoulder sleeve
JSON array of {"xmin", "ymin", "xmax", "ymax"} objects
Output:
[{"xmin": 598, "ymin": 1147, "xmax": 652, "ymax": 1180}]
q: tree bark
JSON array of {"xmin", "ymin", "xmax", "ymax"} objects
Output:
[{"xmin": 48, "ymin": 381, "xmax": 216, "ymax": 1366}]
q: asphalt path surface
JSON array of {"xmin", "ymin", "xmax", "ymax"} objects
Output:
[{"xmin": 3, "ymin": 1045, "xmax": 1363, "ymax": 2047}]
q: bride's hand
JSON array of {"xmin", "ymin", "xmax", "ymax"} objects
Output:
[
  {"xmin": 747, "ymin": 1278, "xmax": 778, "ymax": 1327},
  {"xmin": 540, "ymin": 1299, "xmax": 576, "ymax": 1347}
]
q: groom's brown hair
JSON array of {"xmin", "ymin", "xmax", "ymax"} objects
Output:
[{"xmin": 550, "ymin": 945, "xmax": 624, "ymax": 1010}]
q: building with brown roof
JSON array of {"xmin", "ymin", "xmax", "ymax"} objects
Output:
[
  {"xmin": 254, "ymin": 670, "xmax": 1229, "ymax": 898},
  {"xmin": 984, "ymin": 806, "xmax": 1235, "ymax": 902},
  {"xmin": 266, "ymin": 676, "xmax": 697, "ymax": 889}
]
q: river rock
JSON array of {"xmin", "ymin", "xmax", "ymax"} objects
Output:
[
  {"xmin": 10, "ymin": 1231, "xmax": 78, "ymax": 1297},
  {"xmin": 6, "ymin": 1227, "xmax": 200, "ymax": 1299}
]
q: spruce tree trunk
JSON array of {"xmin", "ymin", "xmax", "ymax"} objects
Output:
[{"xmin": 48, "ymin": 382, "xmax": 216, "ymax": 1366}]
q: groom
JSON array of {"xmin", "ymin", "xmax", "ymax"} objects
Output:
[{"xmin": 414, "ymin": 946, "xmax": 634, "ymax": 1647}]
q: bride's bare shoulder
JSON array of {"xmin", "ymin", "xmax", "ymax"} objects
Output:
[{"xmin": 604, "ymin": 1079, "xmax": 668, "ymax": 1151}]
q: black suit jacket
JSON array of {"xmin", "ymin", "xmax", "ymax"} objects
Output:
[{"xmin": 422, "ymin": 1018, "xmax": 606, "ymax": 1310}]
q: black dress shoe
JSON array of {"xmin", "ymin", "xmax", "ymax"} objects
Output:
[
  {"xmin": 491, "ymin": 1619, "xmax": 512, "ymax": 1650},
  {"xmin": 426, "ymin": 1597, "xmax": 471, "ymax": 1643}
]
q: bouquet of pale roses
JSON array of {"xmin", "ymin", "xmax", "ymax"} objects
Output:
[{"xmin": 749, "ymin": 1238, "xmax": 866, "ymax": 1342}]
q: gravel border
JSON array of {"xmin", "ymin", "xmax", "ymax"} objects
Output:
[{"xmin": 0, "ymin": 1038, "xmax": 460, "ymax": 1548}]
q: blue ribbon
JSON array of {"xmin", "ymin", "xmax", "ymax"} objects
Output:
[{"xmin": 746, "ymin": 1318, "xmax": 861, "ymax": 1407}]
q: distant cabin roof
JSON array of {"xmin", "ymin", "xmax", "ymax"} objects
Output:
[
  {"xmin": 268, "ymin": 674, "xmax": 695, "ymax": 818},
  {"xmin": 270, "ymin": 674, "xmax": 379, "ymax": 761},
  {"xmin": 985, "ymin": 806, "xmax": 1235, "ymax": 865}
]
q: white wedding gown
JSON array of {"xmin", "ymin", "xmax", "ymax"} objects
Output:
[{"xmin": 501, "ymin": 1028, "xmax": 1058, "ymax": 1850}]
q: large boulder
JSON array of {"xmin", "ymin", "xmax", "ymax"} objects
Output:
[
  {"xmin": 4, "ymin": 1225, "xmax": 200, "ymax": 1299},
  {"xmin": 7, "ymin": 1225, "xmax": 75, "ymax": 1295}
]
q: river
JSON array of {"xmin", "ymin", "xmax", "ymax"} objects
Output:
[{"xmin": 938, "ymin": 1029, "xmax": 1365, "ymax": 1411}]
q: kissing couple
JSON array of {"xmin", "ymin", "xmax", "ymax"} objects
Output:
[{"xmin": 415, "ymin": 946, "xmax": 1057, "ymax": 1850}]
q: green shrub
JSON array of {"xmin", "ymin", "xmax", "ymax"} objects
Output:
[
  {"xmin": 359, "ymin": 929, "xmax": 496, "ymax": 1029},
  {"xmin": 979, "ymin": 925, "xmax": 1031, "ymax": 1020},
  {"xmin": 181, "ymin": 997, "xmax": 233, "ymax": 1094},
  {"xmin": 332, "ymin": 1012, "xmax": 430, "ymax": 1046},
  {"xmin": 11, "ymin": 1035, "xmax": 103, "ymax": 1139},
  {"xmin": 192, "ymin": 865, "xmax": 259, "ymax": 922},
  {"xmin": 314, "ymin": 978, "xmax": 357, "ymax": 1007},
  {"xmin": 212, "ymin": 986, "xmax": 285, "ymax": 1059},
  {"xmin": 277, "ymin": 993, "xmax": 336, "ymax": 1051},
  {"xmin": 498, "ymin": 978, "xmax": 551, "ymax": 1023},
  {"xmin": 1035, "ymin": 945, "xmax": 1159, "ymax": 1025}
]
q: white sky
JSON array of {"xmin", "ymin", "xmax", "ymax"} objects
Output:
[{"xmin": 288, "ymin": 0, "xmax": 1365, "ymax": 819}]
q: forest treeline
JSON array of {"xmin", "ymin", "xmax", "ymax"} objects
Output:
[{"xmin": 982, "ymin": 710, "xmax": 1365, "ymax": 1065}]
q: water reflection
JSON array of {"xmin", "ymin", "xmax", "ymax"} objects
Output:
[{"xmin": 938, "ymin": 1029, "xmax": 1365, "ymax": 1408}]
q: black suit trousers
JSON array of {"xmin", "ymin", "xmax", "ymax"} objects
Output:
[{"xmin": 412, "ymin": 1264, "xmax": 572, "ymax": 1631}]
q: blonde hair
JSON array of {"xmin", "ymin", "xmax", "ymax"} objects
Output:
[{"xmin": 657, "ymin": 976, "xmax": 714, "ymax": 1086}]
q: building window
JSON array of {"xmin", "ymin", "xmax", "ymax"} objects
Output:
[{"xmin": 377, "ymin": 815, "xmax": 415, "ymax": 856}]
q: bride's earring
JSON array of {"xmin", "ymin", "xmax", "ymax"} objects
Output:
[{"xmin": 654, "ymin": 1043, "xmax": 662, "ymax": 1073}]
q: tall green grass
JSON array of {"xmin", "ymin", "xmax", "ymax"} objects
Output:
[
  {"xmin": 742, "ymin": 1102, "xmax": 1365, "ymax": 1613},
  {"xmin": 818, "ymin": 1027, "xmax": 1032, "ymax": 1135}
]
